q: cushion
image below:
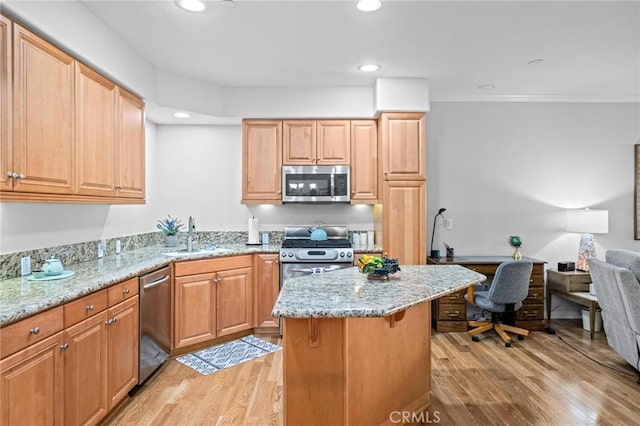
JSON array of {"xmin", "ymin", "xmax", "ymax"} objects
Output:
[{"xmin": 606, "ymin": 249, "xmax": 640, "ymax": 282}]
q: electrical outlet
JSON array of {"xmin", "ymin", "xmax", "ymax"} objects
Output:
[
  {"xmin": 97, "ymin": 240, "xmax": 105, "ymax": 258},
  {"xmin": 445, "ymin": 218, "xmax": 454, "ymax": 230},
  {"xmin": 20, "ymin": 256, "xmax": 31, "ymax": 276},
  {"xmin": 115, "ymin": 240, "xmax": 121, "ymax": 254}
]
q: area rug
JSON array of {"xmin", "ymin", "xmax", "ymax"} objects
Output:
[{"xmin": 176, "ymin": 335, "xmax": 281, "ymax": 375}]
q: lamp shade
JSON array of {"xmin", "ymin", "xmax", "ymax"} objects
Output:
[{"xmin": 566, "ymin": 209, "xmax": 609, "ymax": 234}]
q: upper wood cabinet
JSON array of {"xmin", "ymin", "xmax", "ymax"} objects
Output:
[
  {"xmin": 0, "ymin": 19, "xmax": 145, "ymax": 204},
  {"xmin": 242, "ymin": 120, "xmax": 283, "ymax": 204},
  {"xmin": 283, "ymin": 120, "xmax": 350, "ymax": 165},
  {"xmin": 379, "ymin": 112, "xmax": 425, "ymax": 180},
  {"xmin": 350, "ymin": 120, "xmax": 378, "ymax": 203},
  {"xmin": 115, "ymin": 87, "xmax": 145, "ymax": 199},
  {"xmin": 0, "ymin": 15, "xmax": 12, "ymax": 192},
  {"xmin": 75, "ymin": 62, "xmax": 117, "ymax": 197},
  {"xmin": 12, "ymin": 23, "xmax": 75, "ymax": 195}
]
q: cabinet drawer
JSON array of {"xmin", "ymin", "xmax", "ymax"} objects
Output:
[
  {"xmin": 439, "ymin": 289, "xmax": 467, "ymax": 304},
  {"xmin": 464, "ymin": 264, "xmax": 497, "ymax": 276},
  {"xmin": 175, "ymin": 255, "xmax": 253, "ymax": 276},
  {"xmin": 524, "ymin": 288, "xmax": 544, "ymax": 304},
  {"xmin": 530, "ymin": 272, "xmax": 544, "ymax": 286},
  {"xmin": 1, "ymin": 306, "xmax": 64, "ymax": 358},
  {"xmin": 517, "ymin": 304, "xmax": 543, "ymax": 321},
  {"xmin": 64, "ymin": 289, "xmax": 108, "ymax": 327},
  {"xmin": 436, "ymin": 321, "xmax": 468, "ymax": 332},
  {"xmin": 108, "ymin": 277, "xmax": 139, "ymax": 307},
  {"xmin": 515, "ymin": 319, "xmax": 546, "ymax": 331},
  {"xmin": 438, "ymin": 304, "xmax": 466, "ymax": 321}
]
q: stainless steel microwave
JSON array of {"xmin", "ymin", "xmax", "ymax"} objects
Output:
[{"xmin": 282, "ymin": 165, "xmax": 350, "ymax": 203}]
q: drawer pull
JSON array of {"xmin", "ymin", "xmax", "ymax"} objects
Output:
[
  {"xmin": 446, "ymin": 311, "xmax": 460, "ymax": 318},
  {"xmin": 86, "ymin": 304, "xmax": 94, "ymax": 311},
  {"xmin": 448, "ymin": 294, "xmax": 460, "ymax": 300},
  {"xmin": 526, "ymin": 294, "xmax": 538, "ymax": 300},
  {"xmin": 106, "ymin": 318, "xmax": 118, "ymax": 325},
  {"xmin": 60, "ymin": 343, "xmax": 69, "ymax": 350},
  {"xmin": 524, "ymin": 311, "xmax": 538, "ymax": 318},
  {"xmin": 29, "ymin": 327, "xmax": 40, "ymax": 335},
  {"xmin": 122, "ymin": 288, "xmax": 130, "ymax": 295}
]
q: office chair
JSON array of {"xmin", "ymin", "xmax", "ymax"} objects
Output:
[{"xmin": 465, "ymin": 260, "xmax": 533, "ymax": 347}]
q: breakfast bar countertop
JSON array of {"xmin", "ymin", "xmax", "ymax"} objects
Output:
[
  {"xmin": 272, "ymin": 264, "xmax": 487, "ymax": 318},
  {"xmin": 0, "ymin": 243, "xmax": 280, "ymax": 327}
]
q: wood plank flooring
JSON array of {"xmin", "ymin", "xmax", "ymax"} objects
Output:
[{"xmin": 106, "ymin": 320, "xmax": 640, "ymax": 425}]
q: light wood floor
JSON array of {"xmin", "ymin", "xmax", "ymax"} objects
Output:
[{"xmin": 106, "ymin": 320, "xmax": 640, "ymax": 425}]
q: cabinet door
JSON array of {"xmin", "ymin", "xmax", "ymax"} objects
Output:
[
  {"xmin": 0, "ymin": 15, "xmax": 12, "ymax": 192},
  {"xmin": 255, "ymin": 254, "xmax": 280, "ymax": 330},
  {"xmin": 64, "ymin": 312, "xmax": 108, "ymax": 426},
  {"xmin": 107, "ymin": 296, "xmax": 138, "ymax": 409},
  {"xmin": 216, "ymin": 266, "xmax": 253, "ymax": 337},
  {"xmin": 242, "ymin": 120, "xmax": 282, "ymax": 204},
  {"xmin": 379, "ymin": 112, "xmax": 425, "ymax": 180},
  {"xmin": 283, "ymin": 120, "xmax": 316, "ymax": 165},
  {"xmin": 0, "ymin": 332, "xmax": 64, "ymax": 426},
  {"xmin": 382, "ymin": 180, "xmax": 426, "ymax": 265},
  {"xmin": 75, "ymin": 63, "xmax": 116, "ymax": 197},
  {"xmin": 13, "ymin": 23, "xmax": 75, "ymax": 194},
  {"xmin": 174, "ymin": 273, "xmax": 217, "ymax": 348},
  {"xmin": 115, "ymin": 87, "xmax": 145, "ymax": 199},
  {"xmin": 350, "ymin": 120, "xmax": 378, "ymax": 203},
  {"xmin": 316, "ymin": 120, "xmax": 350, "ymax": 165}
]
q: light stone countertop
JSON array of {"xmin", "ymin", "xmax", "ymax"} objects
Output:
[
  {"xmin": 0, "ymin": 243, "xmax": 280, "ymax": 326},
  {"xmin": 272, "ymin": 265, "xmax": 487, "ymax": 318}
]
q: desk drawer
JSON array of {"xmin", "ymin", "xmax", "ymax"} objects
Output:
[
  {"xmin": 516, "ymin": 319, "xmax": 546, "ymax": 331},
  {"xmin": 524, "ymin": 288, "xmax": 544, "ymax": 304},
  {"xmin": 439, "ymin": 290, "xmax": 466, "ymax": 304},
  {"xmin": 517, "ymin": 304, "xmax": 543, "ymax": 321},
  {"xmin": 464, "ymin": 264, "xmax": 497, "ymax": 276},
  {"xmin": 437, "ymin": 321, "xmax": 468, "ymax": 332},
  {"xmin": 438, "ymin": 304, "xmax": 466, "ymax": 321},
  {"xmin": 64, "ymin": 289, "xmax": 108, "ymax": 328}
]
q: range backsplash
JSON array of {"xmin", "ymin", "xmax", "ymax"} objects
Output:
[{"xmin": 0, "ymin": 231, "xmax": 284, "ymax": 280}]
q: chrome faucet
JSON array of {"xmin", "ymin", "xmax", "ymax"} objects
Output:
[{"xmin": 187, "ymin": 216, "xmax": 196, "ymax": 252}]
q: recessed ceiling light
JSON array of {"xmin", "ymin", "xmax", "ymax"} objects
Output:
[
  {"xmin": 176, "ymin": 0, "xmax": 205, "ymax": 13},
  {"xmin": 357, "ymin": 0, "xmax": 382, "ymax": 12},
  {"xmin": 174, "ymin": 112, "xmax": 191, "ymax": 118},
  {"xmin": 358, "ymin": 64, "xmax": 380, "ymax": 72},
  {"xmin": 528, "ymin": 58, "xmax": 545, "ymax": 66},
  {"xmin": 477, "ymin": 83, "xmax": 495, "ymax": 90}
]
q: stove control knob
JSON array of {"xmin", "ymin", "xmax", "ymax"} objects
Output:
[
  {"xmin": 339, "ymin": 252, "xmax": 345, "ymax": 257},
  {"xmin": 288, "ymin": 252, "xmax": 294, "ymax": 257},
  {"xmin": 346, "ymin": 252, "xmax": 352, "ymax": 257},
  {"xmin": 281, "ymin": 252, "xmax": 286, "ymax": 258}
]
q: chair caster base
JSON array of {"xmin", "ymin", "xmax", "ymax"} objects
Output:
[
  {"xmin": 505, "ymin": 342, "xmax": 512, "ymax": 347},
  {"xmin": 471, "ymin": 335, "xmax": 480, "ymax": 342},
  {"xmin": 517, "ymin": 335, "xmax": 525, "ymax": 340}
]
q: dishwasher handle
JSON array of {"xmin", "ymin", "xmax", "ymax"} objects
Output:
[{"xmin": 142, "ymin": 275, "xmax": 169, "ymax": 290}]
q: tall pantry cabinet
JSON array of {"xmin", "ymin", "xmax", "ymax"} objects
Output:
[{"xmin": 375, "ymin": 112, "xmax": 427, "ymax": 265}]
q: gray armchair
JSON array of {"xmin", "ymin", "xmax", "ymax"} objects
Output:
[
  {"xmin": 587, "ymin": 250, "xmax": 640, "ymax": 381},
  {"xmin": 465, "ymin": 260, "xmax": 533, "ymax": 347}
]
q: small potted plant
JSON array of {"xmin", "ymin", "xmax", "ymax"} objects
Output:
[{"xmin": 157, "ymin": 215, "xmax": 184, "ymax": 247}]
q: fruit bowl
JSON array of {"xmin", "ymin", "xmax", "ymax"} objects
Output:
[{"xmin": 357, "ymin": 255, "xmax": 401, "ymax": 279}]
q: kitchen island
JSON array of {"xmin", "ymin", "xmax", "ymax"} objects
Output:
[{"xmin": 272, "ymin": 265, "xmax": 486, "ymax": 426}]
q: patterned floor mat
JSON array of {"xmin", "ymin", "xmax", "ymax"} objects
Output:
[{"xmin": 176, "ymin": 335, "xmax": 281, "ymax": 375}]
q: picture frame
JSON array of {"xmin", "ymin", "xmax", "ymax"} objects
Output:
[{"xmin": 636, "ymin": 145, "xmax": 640, "ymax": 239}]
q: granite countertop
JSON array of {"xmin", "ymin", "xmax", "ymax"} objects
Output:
[
  {"xmin": 0, "ymin": 243, "xmax": 280, "ymax": 326},
  {"xmin": 272, "ymin": 265, "xmax": 486, "ymax": 318}
]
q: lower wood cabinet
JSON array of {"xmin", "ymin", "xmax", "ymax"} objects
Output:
[
  {"xmin": 254, "ymin": 253, "xmax": 280, "ymax": 331},
  {"xmin": 174, "ymin": 255, "xmax": 253, "ymax": 349},
  {"xmin": 0, "ymin": 278, "xmax": 139, "ymax": 426}
]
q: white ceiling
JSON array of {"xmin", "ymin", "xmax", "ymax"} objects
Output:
[{"xmin": 79, "ymin": 0, "xmax": 639, "ymax": 104}]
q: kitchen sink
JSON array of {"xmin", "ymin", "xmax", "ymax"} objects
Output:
[{"xmin": 162, "ymin": 247, "xmax": 234, "ymax": 257}]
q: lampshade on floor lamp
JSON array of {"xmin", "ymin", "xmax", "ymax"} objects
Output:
[{"xmin": 566, "ymin": 209, "xmax": 609, "ymax": 271}]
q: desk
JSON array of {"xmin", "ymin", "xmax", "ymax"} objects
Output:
[
  {"xmin": 427, "ymin": 256, "xmax": 546, "ymax": 332},
  {"xmin": 546, "ymin": 269, "xmax": 599, "ymax": 339}
]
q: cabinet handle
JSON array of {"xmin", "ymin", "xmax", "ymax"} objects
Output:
[
  {"xmin": 448, "ymin": 294, "xmax": 460, "ymax": 299},
  {"xmin": 526, "ymin": 294, "xmax": 538, "ymax": 300},
  {"xmin": 29, "ymin": 327, "xmax": 40, "ymax": 335},
  {"xmin": 383, "ymin": 171, "xmax": 388, "ymax": 175},
  {"xmin": 122, "ymin": 288, "xmax": 130, "ymax": 295},
  {"xmin": 60, "ymin": 343, "xmax": 69, "ymax": 350},
  {"xmin": 6, "ymin": 172, "xmax": 13, "ymax": 178},
  {"xmin": 446, "ymin": 311, "xmax": 460, "ymax": 318},
  {"xmin": 18, "ymin": 174, "xmax": 25, "ymax": 179},
  {"xmin": 524, "ymin": 311, "xmax": 538, "ymax": 318},
  {"xmin": 351, "ymin": 191, "xmax": 356, "ymax": 195},
  {"xmin": 86, "ymin": 304, "xmax": 94, "ymax": 311}
]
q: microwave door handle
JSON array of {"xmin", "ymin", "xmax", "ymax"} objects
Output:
[{"xmin": 330, "ymin": 174, "xmax": 335, "ymax": 197}]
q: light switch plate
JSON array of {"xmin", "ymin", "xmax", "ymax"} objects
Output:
[
  {"xmin": 20, "ymin": 256, "xmax": 31, "ymax": 276},
  {"xmin": 115, "ymin": 240, "xmax": 121, "ymax": 254},
  {"xmin": 445, "ymin": 218, "xmax": 454, "ymax": 230}
]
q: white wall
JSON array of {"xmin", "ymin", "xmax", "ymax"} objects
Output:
[
  {"xmin": 426, "ymin": 101, "xmax": 640, "ymax": 317},
  {"xmin": 0, "ymin": 122, "xmax": 159, "ymax": 252}
]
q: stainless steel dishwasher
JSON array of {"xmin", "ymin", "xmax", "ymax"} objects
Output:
[{"xmin": 138, "ymin": 266, "xmax": 171, "ymax": 384}]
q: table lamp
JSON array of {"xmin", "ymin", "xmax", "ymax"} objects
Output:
[
  {"xmin": 566, "ymin": 209, "xmax": 608, "ymax": 272},
  {"xmin": 430, "ymin": 208, "xmax": 447, "ymax": 258}
]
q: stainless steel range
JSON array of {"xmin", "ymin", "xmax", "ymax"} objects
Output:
[{"xmin": 279, "ymin": 225, "xmax": 354, "ymax": 287}]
